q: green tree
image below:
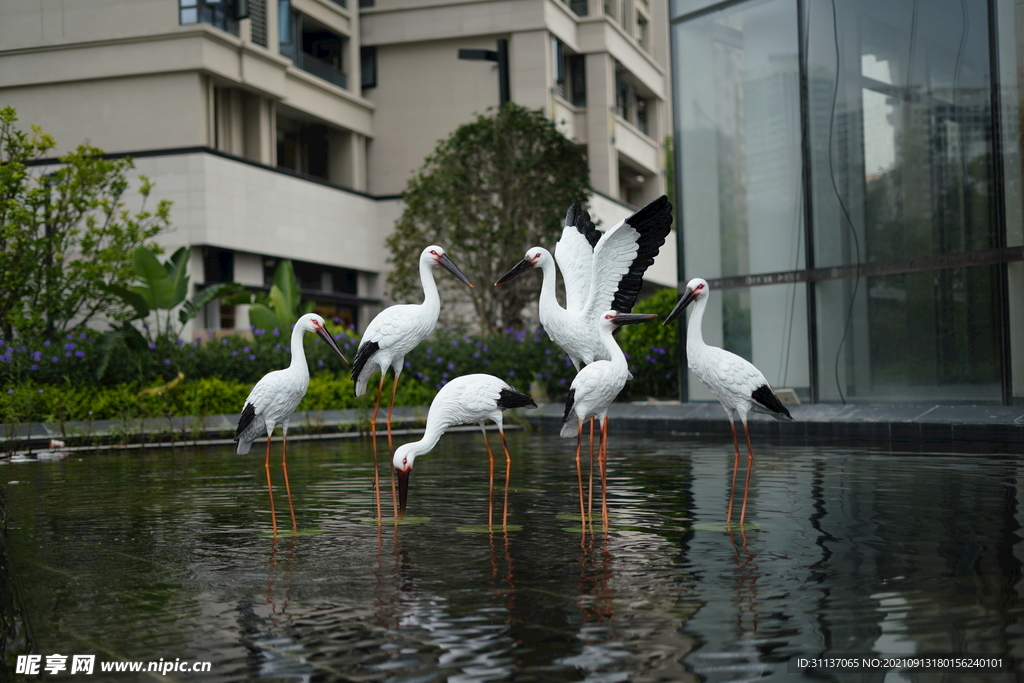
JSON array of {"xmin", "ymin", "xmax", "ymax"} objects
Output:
[
  {"xmin": 0, "ymin": 106, "xmax": 171, "ymax": 340},
  {"xmin": 386, "ymin": 103, "xmax": 590, "ymax": 333}
]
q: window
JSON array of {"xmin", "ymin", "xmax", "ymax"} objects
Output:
[
  {"xmin": 614, "ymin": 62, "xmax": 652, "ymax": 134},
  {"xmin": 674, "ymin": 0, "xmax": 809, "ymax": 401},
  {"xmin": 180, "ymin": 0, "xmax": 241, "ymax": 35},
  {"xmin": 553, "ymin": 39, "xmax": 586, "ymax": 107},
  {"xmin": 279, "ymin": 1, "xmax": 348, "ymax": 90},
  {"xmin": 672, "ymin": 0, "xmax": 1020, "ymax": 403},
  {"xmin": 361, "ymin": 46, "xmax": 377, "ymax": 89}
]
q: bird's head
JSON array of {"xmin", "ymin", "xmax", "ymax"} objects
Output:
[
  {"xmin": 663, "ymin": 278, "xmax": 709, "ymax": 325},
  {"xmin": 297, "ymin": 313, "xmax": 350, "ymax": 364},
  {"xmin": 423, "ymin": 245, "xmax": 474, "ymax": 288},
  {"xmin": 495, "ymin": 247, "xmax": 549, "ymax": 286},
  {"xmin": 393, "ymin": 445, "xmax": 417, "ymax": 518}
]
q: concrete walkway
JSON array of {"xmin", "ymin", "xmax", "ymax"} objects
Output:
[{"xmin": 2, "ymin": 401, "xmax": 1022, "ymax": 455}]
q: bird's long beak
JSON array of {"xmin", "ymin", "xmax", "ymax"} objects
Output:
[
  {"xmin": 614, "ymin": 312, "xmax": 659, "ymax": 327},
  {"xmin": 396, "ymin": 467, "xmax": 410, "ymax": 518},
  {"xmin": 663, "ymin": 288, "xmax": 697, "ymax": 325},
  {"xmin": 494, "ymin": 257, "xmax": 533, "ymax": 286},
  {"xmin": 439, "ymin": 253, "xmax": 474, "ymax": 288},
  {"xmin": 315, "ymin": 326, "xmax": 350, "ymax": 364}
]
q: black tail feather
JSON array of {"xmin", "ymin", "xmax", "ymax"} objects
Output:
[
  {"xmin": 350, "ymin": 340, "xmax": 379, "ymax": 387},
  {"xmin": 751, "ymin": 385, "xmax": 793, "ymax": 421},
  {"xmin": 562, "ymin": 388, "xmax": 577, "ymax": 425},
  {"xmin": 497, "ymin": 385, "xmax": 537, "ymax": 411},
  {"xmin": 235, "ymin": 402, "xmax": 256, "ymax": 440}
]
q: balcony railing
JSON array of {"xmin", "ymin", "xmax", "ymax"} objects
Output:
[{"xmin": 296, "ymin": 53, "xmax": 348, "ymax": 90}]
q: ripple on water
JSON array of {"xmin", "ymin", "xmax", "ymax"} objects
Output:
[{"xmin": 4, "ymin": 434, "xmax": 1024, "ymax": 681}]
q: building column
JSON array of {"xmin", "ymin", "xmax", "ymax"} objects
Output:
[
  {"xmin": 328, "ymin": 131, "xmax": 366, "ymax": 191},
  {"xmin": 585, "ymin": 51, "xmax": 618, "ymax": 199},
  {"xmin": 509, "ymin": 30, "xmax": 550, "ymax": 110}
]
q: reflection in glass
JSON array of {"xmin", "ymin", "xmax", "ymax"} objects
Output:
[
  {"xmin": 806, "ymin": 0, "xmax": 1001, "ymax": 401},
  {"xmin": 675, "ymin": 0, "xmax": 809, "ymax": 400}
]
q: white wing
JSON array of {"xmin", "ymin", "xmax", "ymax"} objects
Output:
[
  {"xmin": 554, "ymin": 204, "xmax": 600, "ymax": 312},
  {"xmin": 583, "ymin": 222, "xmax": 640, "ymax": 320}
]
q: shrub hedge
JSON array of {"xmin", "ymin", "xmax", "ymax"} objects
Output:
[{"xmin": 0, "ymin": 300, "xmax": 680, "ymax": 426}]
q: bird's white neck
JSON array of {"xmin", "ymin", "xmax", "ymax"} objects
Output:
[
  {"xmin": 402, "ymin": 425, "xmax": 444, "ymax": 463},
  {"xmin": 598, "ymin": 324, "xmax": 628, "ymax": 372},
  {"xmin": 419, "ymin": 258, "xmax": 441, "ymax": 310},
  {"xmin": 288, "ymin": 323, "xmax": 309, "ymax": 374},
  {"xmin": 537, "ymin": 257, "xmax": 565, "ymax": 323},
  {"xmin": 686, "ymin": 294, "xmax": 708, "ymax": 356}
]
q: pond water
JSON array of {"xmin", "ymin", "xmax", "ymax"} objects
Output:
[{"xmin": 3, "ymin": 431, "xmax": 1023, "ymax": 682}]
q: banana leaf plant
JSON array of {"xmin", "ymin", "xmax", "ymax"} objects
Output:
[
  {"xmin": 220, "ymin": 259, "xmax": 314, "ymax": 335},
  {"xmin": 96, "ymin": 245, "xmax": 243, "ymax": 378}
]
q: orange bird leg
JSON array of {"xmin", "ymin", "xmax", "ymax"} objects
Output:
[
  {"xmin": 575, "ymin": 421, "xmax": 586, "ymax": 529},
  {"xmin": 600, "ymin": 418, "xmax": 610, "ymax": 531},
  {"xmin": 370, "ymin": 373, "xmax": 385, "ymax": 523},
  {"xmin": 499, "ymin": 429, "xmax": 512, "ymax": 529},
  {"xmin": 483, "ymin": 428, "xmax": 495, "ymax": 529},
  {"xmin": 588, "ymin": 417, "xmax": 595, "ymax": 527},
  {"xmin": 726, "ymin": 419, "xmax": 741, "ymax": 528},
  {"xmin": 388, "ymin": 374, "xmax": 400, "ymax": 517},
  {"xmin": 386, "ymin": 373, "xmax": 400, "ymax": 453},
  {"xmin": 265, "ymin": 433, "xmax": 278, "ymax": 535},
  {"xmin": 739, "ymin": 420, "xmax": 755, "ymax": 528},
  {"xmin": 281, "ymin": 433, "xmax": 297, "ymax": 532}
]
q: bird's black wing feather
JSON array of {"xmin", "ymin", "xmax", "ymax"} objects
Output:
[
  {"xmin": 751, "ymin": 385, "xmax": 793, "ymax": 421},
  {"xmin": 235, "ymin": 402, "xmax": 256, "ymax": 440},
  {"xmin": 611, "ymin": 195, "xmax": 673, "ymax": 313},
  {"xmin": 566, "ymin": 203, "xmax": 601, "ymax": 249},
  {"xmin": 562, "ymin": 388, "xmax": 577, "ymax": 425},
  {"xmin": 350, "ymin": 340, "xmax": 379, "ymax": 386},
  {"xmin": 496, "ymin": 385, "xmax": 537, "ymax": 411}
]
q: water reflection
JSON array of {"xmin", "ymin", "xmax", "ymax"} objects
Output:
[{"xmin": 3, "ymin": 434, "xmax": 1023, "ymax": 681}]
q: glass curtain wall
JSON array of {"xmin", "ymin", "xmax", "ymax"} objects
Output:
[
  {"xmin": 674, "ymin": 0, "xmax": 810, "ymax": 402},
  {"xmin": 673, "ymin": 0, "xmax": 1018, "ymax": 404},
  {"xmin": 806, "ymin": 0, "xmax": 1002, "ymax": 402}
]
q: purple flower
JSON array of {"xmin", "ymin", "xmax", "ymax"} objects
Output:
[
  {"xmin": 447, "ymin": 362, "xmax": 455, "ymax": 371},
  {"xmin": 221, "ymin": 339, "xmax": 228, "ymax": 345},
  {"xmin": 507, "ymin": 369, "xmax": 515, "ymax": 377},
  {"xmin": 242, "ymin": 346, "xmax": 250, "ymax": 353},
  {"xmin": 43, "ymin": 340, "xmax": 51, "ymax": 347},
  {"xmin": 317, "ymin": 360, "xmax": 324, "ymax": 367},
  {"xmin": 64, "ymin": 343, "xmax": 76, "ymax": 351},
  {"xmin": 272, "ymin": 328, "xmax": 280, "ymax": 337},
  {"xmin": 6, "ymin": 389, "xmax": 13, "ymax": 394},
  {"xmin": 30, "ymin": 364, "xmax": 38, "ymax": 371},
  {"xmin": 79, "ymin": 332, "xmax": 86, "ymax": 339},
  {"xmin": 148, "ymin": 343, "xmax": 156, "ymax": 350},
  {"xmin": 51, "ymin": 356, "xmax": 58, "ymax": 363},
  {"xmin": 231, "ymin": 350, "xmax": 238, "ymax": 357},
  {"xmin": 249, "ymin": 354, "xmax": 256, "ymax": 361},
  {"xmin": 404, "ymin": 360, "xmax": 411, "ymax": 369},
  {"xmin": 65, "ymin": 352, "xmax": 71, "ymax": 358},
  {"xmin": 164, "ymin": 359, "xmax": 171, "ymax": 365}
]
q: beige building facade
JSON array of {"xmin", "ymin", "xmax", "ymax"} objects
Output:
[{"xmin": 0, "ymin": 0, "xmax": 675, "ymax": 337}]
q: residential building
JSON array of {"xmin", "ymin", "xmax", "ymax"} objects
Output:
[
  {"xmin": 0, "ymin": 0, "xmax": 675, "ymax": 338},
  {"xmin": 670, "ymin": 0, "xmax": 1024, "ymax": 405}
]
